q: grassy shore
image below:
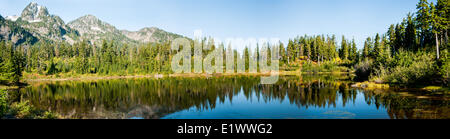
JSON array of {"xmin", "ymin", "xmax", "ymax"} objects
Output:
[
  {"xmin": 11, "ymin": 71, "xmax": 448, "ymax": 93},
  {"xmin": 350, "ymin": 81, "xmax": 450, "ymax": 93},
  {"xmin": 23, "ymin": 71, "xmax": 312, "ymax": 82}
]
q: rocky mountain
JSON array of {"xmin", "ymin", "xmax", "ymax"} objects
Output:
[
  {"xmin": 11, "ymin": 2, "xmax": 79, "ymax": 44},
  {"xmin": 1, "ymin": 2, "xmax": 188, "ymax": 46},
  {"xmin": 0, "ymin": 13, "xmax": 38, "ymax": 45},
  {"xmin": 67, "ymin": 15, "xmax": 136, "ymax": 45},
  {"xmin": 20, "ymin": 2, "xmax": 49, "ymax": 22},
  {"xmin": 122, "ymin": 27, "xmax": 185, "ymax": 43},
  {"xmin": 68, "ymin": 15, "xmax": 187, "ymax": 45}
]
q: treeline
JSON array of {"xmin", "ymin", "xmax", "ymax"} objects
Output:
[
  {"xmin": 0, "ymin": 32, "xmax": 370, "ymax": 84},
  {"xmin": 285, "ymin": 35, "xmax": 359, "ymax": 64},
  {"xmin": 0, "ymin": 32, "xmax": 353, "ymax": 84},
  {"xmin": 356, "ymin": 0, "xmax": 449, "ymax": 85},
  {"xmin": 0, "ymin": 41, "xmax": 25, "ymax": 84},
  {"xmin": 0, "ymin": 39, "xmax": 175, "ymax": 80},
  {"xmin": 0, "ymin": 37, "xmax": 275, "ymax": 84}
]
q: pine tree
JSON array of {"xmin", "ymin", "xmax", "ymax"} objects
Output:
[
  {"xmin": 430, "ymin": 1, "xmax": 447, "ymax": 59},
  {"xmin": 330, "ymin": 35, "xmax": 337, "ymax": 59},
  {"xmin": 279, "ymin": 42, "xmax": 286, "ymax": 66},
  {"xmin": 373, "ymin": 33, "xmax": 383, "ymax": 58},
  {"xmin": 0, "ymin": 41, "xmax": 7, "ymax": 80},
  {"xmin": 384, "ymin": 36, "xmax": 392, "ymax": 59},
  {"xmin": 416, "ymin": 0, "xmax": 433, "ymax": 48},
  {"xmin": 244, "ymin": 46, "xmax": 249, "ymax": 71},
  {"xmin": 435, "ymin": 0, "xmax": 449, "ymax": 45},
  {"xmin": 287, "ymin": 39, "xmax": 295, "ymax": 63},
  {"xmin": 350, "ymin": 39, "xmax": 357, "ymax": 62},
  {"xmin": 394, "ymin": 24, "xmax": 405, "ymax": 51},
  {"xmin": 8, "ymin": 45, "xmax": 25, "ymax": 84},
  {"xmin": 387, "ymin": 24, "xmax": 396, "ymax": 55},
  {"xmin": 405, "ymin": 13, "xmax": 418, "ymax": 50},
  {"xmin": 305, "ymin": 40, "xmax": 311, "ymax": 61},
  {"xmin": 339, "ymin": 36, "xmax": 348, "ymax": 60},
  {"xmin": 363, "ymin": 37, "xmax": 372, "ymax": 60}
]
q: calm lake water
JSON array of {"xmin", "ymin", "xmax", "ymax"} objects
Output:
[{"xmin": 9, "ymin": 74, "xmax": 450, "ymax": 119}]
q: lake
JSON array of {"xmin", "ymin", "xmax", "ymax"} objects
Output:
[{"xmin": 9, "ymin": 74, "xmax": 450, "ymax": 119}]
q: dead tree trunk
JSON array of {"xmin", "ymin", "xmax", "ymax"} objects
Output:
[{"xmin": 435, "ymin": 32, "xmax": 440, "ymax": 60}]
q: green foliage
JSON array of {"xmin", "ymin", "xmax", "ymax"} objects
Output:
[
  {"xmin": 382, "ymin": 51, "xmax": 439, "ymax": 85},
  {"xmin": 302, "ymin": 61, "xmax": 348, "ymax": 73},
  {"xmin": 363, "ymin": 37, "xmax": 372, "ymax": 60},
  {"xmin": 439, "ymin": 49, "xmax": 450, "ymax": 83},
  {"xmin": 0, "ymin": 90, "xmax": 7, "ymax": 117},
  {"xmin": 339, "ymin": 36, "xmax": 349, "ymax": 60},
  {"xmin": 0, "ymin": 89, "xmax": 60, "ymax": 119},
  {"xmin": 10, "ymin": 49, "xmax": 25, "ymax": 84},
  {"xmin": 0, "ymin": 42, "xmax": 25, "ymax": 84},
  {"xmin": 354, "ymin": 0, "xmax": 449, "ymax": 86},
  {"xmin": 354, "ymin": 59, "xmax": 373, "ymax": 81},
  {"xmin": 0, "ymin": 16, "xmax": 38, "ymax": 45},
  {"xmin": 283, "ymin": 34, "xmax": 354, "ymax": 72},
  {"xmin": 38, "ymin": 111, "xmax": 59, "ymax": 119},
  {"xmin": 10, "ymin": 100, "xmax": 33, "ymax": 118}
]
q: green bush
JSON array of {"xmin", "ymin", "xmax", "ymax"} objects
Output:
[
  {"xmin": 302, "ymin": 61, "xmax": 348, "ymax": 73},
  {"xmin": 1, "ymin": 89, "xmax": 61, "ymax": 119},
  {"xmin": 354, "ymin": 59, "xmax": 373, "ymax": 81},
  {"xmin": 441, "ymin": 59, "xmax": 449, "ymax": 78},
  {"xmin": 38, "ymin": 111, "xmax": 59, "ymax": 119},
  {"xmin": 439, "ymin": 50, "xmax": 449, "ymax": 85},
  {"xmin": 382, "ymin": 51, "xmax": 439, "ymax": 85},
  {"xmin": 0, "ymin": 90, "xmax": 7, "ymax": 117},
  {"xmin": 10, "ymin": 100, "xmax": 33, "ymax": 119},
  {"xmin": 440, "ymin": 49, "xmax": 449, "ymax": 74}
]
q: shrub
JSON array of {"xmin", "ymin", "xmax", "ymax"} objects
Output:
[
  {"xmin": 301, "ymin": 61, "xmax": 348, "ymax": 73},
  {"xmin": 354, "ymin": 59, "xmax": 373, "ymax": 81},
  {"xmin": 38, "ymin": 111, "xmax": 60, "ymax": 119},
  {"xmin": 439, "ymin": 49, "xmax": 449, "ymax": 85},
  {"xmin": 371, "ymin": 64, "xmax": 389, "ymax": 83},
  {"xmin": 0, "ymin": 89, "xmax": 60, "ymax": 119},
  {"xmin": 0, "ymin": 90, "xmax": 7, "ymax": 117},
  {"xmin": 382, "ymin": 51, "xmax": 439, "ymax": 85},
  {"xmin": 10, "ymin": 100, "xmax": 33, "ymax": 119}
]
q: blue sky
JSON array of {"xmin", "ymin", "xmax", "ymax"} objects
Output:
[{"xmin": 0, "ymin": 0, "xmax": 426, "ymax": 49}]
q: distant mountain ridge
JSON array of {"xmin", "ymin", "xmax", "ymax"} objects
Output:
[
  {"xmin": 67, "ymin": 14, "xmax": 136, "ymax": 45},
  {"xmin": 0, "ymin": 13, "xmax": 38, "ymax": 45},
  {"xmin": 121, "ymin": 27, "xmax": 185, "ymax": 43},
  {"xmin": 0, "ymin": 2, "xmax": 188, "ymax": 46}
]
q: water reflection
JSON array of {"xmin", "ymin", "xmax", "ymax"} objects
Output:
[{"xmin": 10, "ymin": 74, "xmax": 450, "ymax": 119}]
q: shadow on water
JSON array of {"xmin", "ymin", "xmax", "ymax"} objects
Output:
[{"xmin": 8, "ymin": 74, "xmax": 450, "ymax": 119}]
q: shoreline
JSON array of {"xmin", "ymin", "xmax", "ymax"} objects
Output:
[
  {"xmin": 23, "ymin": 71, "xmax": 353, "ymax": 82},
  {"xmin": 12, "ymin": 72, "xmax": 448, "ymax": 93},
  {"xmin": 23, "ymin": 72, "xmax": 286, "ymax": 82},
  {"xmin": 2, "ymin": 71, "xmax": 447, "ymax": 93}
]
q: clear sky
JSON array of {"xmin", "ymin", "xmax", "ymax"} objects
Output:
[{"xmin": 0, "ymin": 0, "xmax": 428, "ymax": 49}]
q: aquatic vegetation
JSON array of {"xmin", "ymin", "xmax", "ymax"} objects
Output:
[
  {"xmin": 0, "ymin": 89, "xmax": 60, "ymax": 119},
  {"xmin": 351, "ymin": 81, "xmax": 390, "ymax": 89}
]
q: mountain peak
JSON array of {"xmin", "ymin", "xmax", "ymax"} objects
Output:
[
  {"xmin": 68, "ymin": 14, "xmax": 126, "ymax": 44},
  {"xmin": 139, "ymin": 27, "xmax": 159, "ymax": 32},
  {"xmin": 20, "ymin": 2, "xmax": 49, "ymax": 22},
  {"xmin": 72, "ymin": 14, "xmax": 105, "ymax": 25},
  {"xmin": 80, "ymin": 14, "xmax": 98, "ymax": 20}
]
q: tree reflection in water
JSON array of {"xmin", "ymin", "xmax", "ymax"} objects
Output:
[{"xmin": 10, "ymin": 74, "xmax": 449, "ymax": 119}]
